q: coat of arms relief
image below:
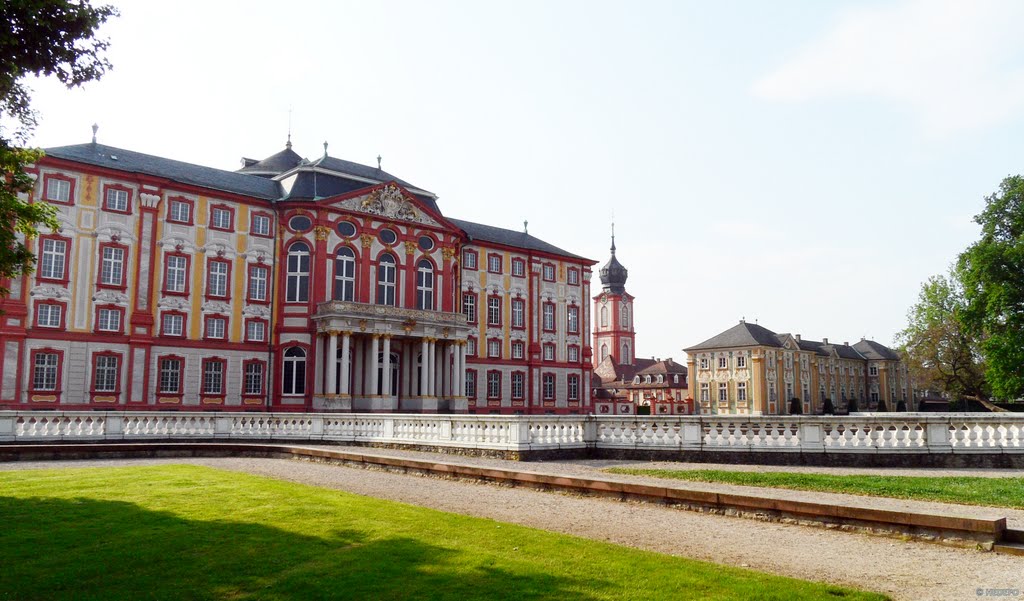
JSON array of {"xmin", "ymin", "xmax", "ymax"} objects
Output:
[{"xmin": 338, "ymin": 184, "xmax": 437, "ymax": 226}]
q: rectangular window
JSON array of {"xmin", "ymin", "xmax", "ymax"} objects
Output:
[
  {"xmin": 567, "ymin": 346, "xmax": 579, "ymax": 363},
  {"xmin": 568, "ymin": 375, "xmax": 579, "ymax": 401},
  {"xmin": 97, "ymin": 308, "xmax": 122, "ymax": 332},
  {"xmin": 207, "ymin": 260, "xmax": 229, "ymax": 298},
  {"xmin": 487, "ymin": 296, "xmax": 501, "ymax": 326},
  {"xmin": 737, "ymin": 382, "xmax": 747, "ymax": 401},
  {"xmin": 511, "ymin": 341, "xmax": 524, "ymax": 359},
  {"xmin": 159, "ymin": 358, "xmax": 182, "ymax": 394},
  {"xmin": 542, "ymin": 264, "xmax": 555, "ymax": 281},
  {"xmin": 202, "ymin": 360, "xmax": 224, "ymax": 395},
  {"xmin": 511, "ymin": 372, "xmax": 524, "ymax": 399},
  {"xmin": 463, "ymin": 250, "xmax": 477, "ymax": 270},
  {"xmin": 487, "ymin": 254, "xmax": 502, "ymax": 273},
  {"xmin": 244, "ymin": 362, "xmax": 264, "ymax": 396},
  {"xmin": 162, "ymin": 313, "xmax": 184, "ymax": 336},
  {"xmin": 251, "ymin": 213, "xmax": 271, "ymax": 236},
  {"xmin": 205, "ymin": 316, "xmax": 226, "ymax": 339},
  {"xmin": 699, "ymin": 358, "xmax": 709, "ymax": 370},
  {"xmin": 104, "ymin": 187, "xmax": 129, "ymax": 212},
  {"xmin": 32, "ymin": 352, "xmax": 59, "ymax": 391},
  {"xmin": 465, "ymin": 370, "xmax": 477, "ymax": 399},
  {"xmin": 736, "ymin": 355, "xmax": 746, "ymax": 369},
  {"xmin": 543, "ymin": 303, "xmax": 555, "ymax": 331},
  {"xmin": 869, "ymin": 365, "xmax": 878, "ymax": 376},
  {"xmin": 718, "ymin": 382, "xmax": 728, "ymax": 402},
  {"xmin": 718, "ymin": 356, "xmax": 728, "ymax": 369},
  {"xmin": 246, "ymin": 319, "xmax": 266, "ymax": 342},
  {"xmin": 37, "ymin": 304, "xmax": 62, "ymax": 328},
  {"xmin": 210, "ymin": 206, "xmax": 233, "ymax": 230},
  {"xmin": 567, "ymin": 268, "xmax": 579, "ymax": 285},
  {"xmin": 248, "ymin": 265, "xmax": 268, "ymax": 302},
  {"xmin": 487, "ymin": 339, "xmax": 501, "ymax": 358},
  {"xmin": 567, "ymin": 306, "xmax": 579, "ymax": 334},
  {"xmin": 511, "ymin": 298, "xmax": 525, "ymax": 328},
  {"xmin": 39, "ymin": 238, "xmax": 67, "ymax": 280},
  {"xmin": 543, "ymin": 344, "xmax": 555, "ymax": 361},
  {"xmin": 467, "ymin": 338, "xmax": 477, "ymax": 357},
  {"xmin": 511, "ymin": 258, "xmax": 525, "ymax": 277},
  {"xmin": 462, "ymin": 292, "xmax": 477, "ymax": 324},
  {"xmin": 487, "ymin": 371, "xmax": 501, "ymax": 399},
  {"xmin": 45, "ymin": 177, "xmax": 71, "ymax": 203},
  {"xmin": 542, "ymin": 373, "xmax": 555, "ymax": 400},
  {"xmin": 700, "ymin": 382, "xmax": 710, "ymax": 402},
  {"xmin": 99, "ymin": 246, "xmax": 126, "ymax": 287},
  {"xmin": 93, "ymin": 355, "xmax": 120, "ymax": 392},
  {"xmin": 165, "ymin": 255, "xmax": 188, "ymax": 293},
  {"xmin": 168, "ymin": 199, "xmax": 192, "ymax": 224}
]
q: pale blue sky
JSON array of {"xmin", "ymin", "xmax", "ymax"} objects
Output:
[{"xmin": 25, "ymin": 0, "xmax": 1024, "ymax": 360}]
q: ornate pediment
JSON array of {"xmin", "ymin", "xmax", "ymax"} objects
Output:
[{"xmin": 334, "ymin": 184, "xmax": 441, "ymax": 227}]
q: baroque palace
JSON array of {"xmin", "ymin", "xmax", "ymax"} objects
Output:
[{"xmin": 0, "ymin": 135, "xmax": 596, "ymax": 414}]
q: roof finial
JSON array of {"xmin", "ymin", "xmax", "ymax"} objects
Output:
[
  {"xmin": 377, "ymin": 154, "xmax": 382, "ymax": 170},
  {"xmin": 610, "ymin": 221, "xmax": 616, "ymax": 255},
  {"xmin": 91, "ymin": 123, "xmax": 98, "ymax": 144},
  {"xmin": 523, "ymin": 219, "xmax": 528, "ymax": 234},
  {"xmin": 323, "ymin": 141, "xmax": 328, "ymax": 158},
  {"xmin": 286, "ymin": 107, "xmax": 292, "ymax": 149}
]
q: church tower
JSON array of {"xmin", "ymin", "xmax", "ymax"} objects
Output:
[{"xmin": 593, "ymin": 227, "xmax": 635, "ymax": 367}]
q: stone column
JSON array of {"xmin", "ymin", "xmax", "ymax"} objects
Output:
[
  {"xmin": 340, "ymin": 332, "xmax": 351, "ymax": 395},
  {"xmin": 454, "ymin": 341, "xmax": 464, "ymax": 397},
  {"xmin": 353, "ymin": 336, "xmax": 363, "ymax": 396},
  {"xmin": 369, "ymin": 334, "xmax": 380, "ymax": 396},
  {"xmin": 420, "ymin": 338, "xmax": 429, "ymax": 396},
  {"xmin": 382, "ymin": 335, "xmax": 392, "ymax": 396},
  {"xmin": 426, "ymin": 338, "xmax": 436, "ymax": 397},
  {"xmin": 401, "ymin": 343, "xmax": 411, "ymax": 397},
  {"xmin": 441, "ymin": 343, "xmax": 451, "ymax": 399},
  {"xmin": 326, "ymin": 331, "xmax": 339, "ymax": 395}
]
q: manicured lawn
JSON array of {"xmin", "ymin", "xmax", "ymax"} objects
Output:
[
  {"xmin": 0, "ymin": 465, "xmax": 883, "ymax": 601},
  {"xmin": 605, "ymin": 468, "xmax": 1024, "ymax": 509}
]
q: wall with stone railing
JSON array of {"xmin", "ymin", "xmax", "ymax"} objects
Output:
[{"xmin": 2, "ymin": 412, "xmax": 1023, "ymax": 457}]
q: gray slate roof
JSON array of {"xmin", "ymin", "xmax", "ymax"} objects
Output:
[
  {"xmin": 449, "ymin": 218, "xmax": 590, "ymax": 261},
  {"xmin": 45, "ymin": 143, "xmax": 282, "ymax": 201},
  {"xmin": 853, "ymin": 339, "xmax": 901, "ymax": 360},
  {"xmin": 313, "ymin": 155, "xmax": 426, "ymax": 193},
  {"xmin": 685, "ymin": 321, "xmax": 783, "ymax": 351},
  {"xmin": 238, "ymin": 145, "xmax": 303, "ymax": 176}
]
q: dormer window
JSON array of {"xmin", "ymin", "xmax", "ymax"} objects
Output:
[{"xmin": 632, "ymin": 376, "xmax": 640, "ymax": 384}]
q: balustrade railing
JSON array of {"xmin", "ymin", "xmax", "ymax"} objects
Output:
[{"xmin": 2, "ymin": 412, "xmax": 1023, "ymax": 454}]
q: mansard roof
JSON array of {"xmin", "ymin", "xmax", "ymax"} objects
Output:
[
  {"xmin": 853, "ymin": 338, "xmax": 901, "ymax": 361},
  {"xmin": 238, "ymin": 144, "xmax": 303, "ymax": 177},
  {"xmin": 684, "ymin": 321, "xmax": 783, "ymax": 351},
  {"xmin": 449, "ymin": 217, "xmax": 592, "ymax": 262},
  {"xmin": 45, "ymin": 143, "xmax": 283, "ymax": 200}
]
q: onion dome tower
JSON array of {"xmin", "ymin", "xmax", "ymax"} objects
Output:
[{"xmin": 593, "ymin": 225, "xmax": 636, "ymax": 367}]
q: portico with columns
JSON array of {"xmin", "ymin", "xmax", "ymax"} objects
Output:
[{"xmin": 312, "ymin": 300, "xmax": 471, "ymax": 413}]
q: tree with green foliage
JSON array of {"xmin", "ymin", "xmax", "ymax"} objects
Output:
[
  {"xmin": 896, "ymin": 272, "xmax": 989, "ymax": 402},
  {"xmin": 0, "ymin": 0, "xmax": 117, "ymax": 294},
  {"xmin": 958, "ymin": 175, "xmax": 1024, "ymax": 401}
]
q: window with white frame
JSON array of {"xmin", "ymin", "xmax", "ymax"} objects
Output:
[
  {"xmin": 700, "ymin": 382, "xmax": 710, "ymax": 402},
  {"xmin": 205, "ymin": 316, "xmax": 226, "ymax": 339},
  {"xmin": 207, "ymin": 261, "xmax": 229, "ymax": 297},
  {"xmin": 511, "ymin": 372, "xmax": 524, "ymax": 399},
  {"xmin": 162, "ymin": 313, "xmax": 184, "ymax": 336},
  {"xmin": 45, "ymin": 177, "xmax": 70, "ymax": 202},
  {"xmin": 251, "ymin": 214, "xmax": 271, "ymax": 236},
  {"xmin": 462, "ymin": 293, "xmax": 476, "ymax": 323},
  {"xmin": 543, "ymin": 303, "xmax": 554, "ymax": 330},
  {"xmin": 542, "ymin": 264, "xmax": 555, "ymax": 281},
  {"xmin": 416, "ymin": 260, "xmax": 434, "ymax": 310},
  {"xmin": 737, "ymin": 381, "xmax": 747, "ymax": 401},
  {"xmin": 567, "ymin": 306, "xmax": 579, "ymax": 333},
  {"xmin": 543, "ymin": 345, "xmax": 554, "ymax": 361},
  {"xmin": 621, "ymin": 305, "xmax": 629, "ymax": 328},
  {"xmin": 568, "ymin": 375, "xmax": 579, "ymax": 401},
  {"xmin": 105, "ymin": 188, "xmax": 128, "ymax": 212},
  {"xmin": 487, "ymin": 254, "xmax": 502, "ymax": 273},
  {"xmin": 165, "ymin": 255, "xmax": 188, "ymax": 293},
  {"xmin": 718, "ymin": 382, "xmax": 728, "ymax": 402},
  {"xmin": 600, "ymin": 306, "xmax": 608, "ymax": 328},
  {"xmin": 39, "ymin": 239, "xmax": 67, "ymax": 280},
  {"xmin": 487, "ymin": 339, "xmax": 501, "ymax": 358},
  {"xmin": 37, "ymin": 304, "xmax": 62, "ymax": 328},
  {"xmin": 699, "ymin": 357, "xmax": 709, "ymax": 370},
  {"xmin": 542, "ymin": 373, "xmax": 555, "ymax": 400},
  {"xmin": 244, "ymin": 362, "xmax": 264, "ymax": 395},
  {"xmin": 511, "ymin": 298, "xmax": 525, "ymax": 328},
  {"xmin": 249, "ymin": 265, "xmax": 268, "ymax": 302},
  {"xmin": 376, "ymin": 254, "xmax": 397, "ymax": 306},
  {"xmin": 333, "ymin": 248, "xmax": 356, "ymax": 302},
  {"xmin": 158, "ymin": 358, "xmax": 182, "ymax": 394},
  {"xmin": 736, "ymin": 354, "xmax": 746, "ymax": 369},
  {"xmin": 487, "ymin": 371, "xmax": 501, "ymax": 398},
  {"xmin": 567, "ymin": 345, "xmax": 579, "ymax": 363},
  {"xmin": 33, "ymin": 352, "xmax": 59, "ymax": 390},
  {"xmin": 202, "ymin": 360, "xmax": 224, "ymax": 395},
  {"xmin": 97, "ymin": 308, "xmax": 121, "ymax": 332},
  {"xmin": 718, "ymin": 356, "xmax": 728, "ymax": 369},
  {"xmin": 93, "ymin": 355, "xmax": 119, "ymax": 392},
  {"xmin": 869, "ymin": 365, "xmax": 878, "ymax": 376},
  {"xmin": 100, "ymin": 246, "xmax": 125, "ymax": 286},
  {"xmin": 286, "ymin": 242, "xmax": 310, "ymax": 302},
  {"xmin": 463, "ymin": 250, "xmax": 476, "ymax": 269},
  {"xmin": 511, "ymin": 340, "xmax": 525, "ymax": 359},
  {"xmin": 512, "ymin": 258, "xmax": 525, "ymax": 277},
  {"xmin": 467, "ymin": 338, "xmax": 477, "ymax": 356},
  {"xmin": 567, "ymin": 269, "xmax": 579, "ymax": 285},
  {"xmin": 282, "ymin": 347, "xmax": 306, "ymax": 395},
  {"xmin": 465, "ymin": 370, "xmax": 477, "ymax": 398},
  {"xmin": 487, "ymin": 296, "xmax": 501, "ymax": 326},
  {"xmin": 169, "ymin": 199, "xmax": 191, "ymax": 223},
  {"xmin": 211, "ymin": 207, "xmax": 232, "ymax": 229},
  {"xmin": 246, "ymin": 319, "xmax": 266, "ymax": 342}
]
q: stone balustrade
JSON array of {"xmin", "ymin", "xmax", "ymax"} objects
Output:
[{"xmin": 2, "ymin": 412, "xmax": 1023, "ymax": 456}]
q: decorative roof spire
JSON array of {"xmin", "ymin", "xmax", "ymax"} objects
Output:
[
  {"xmin": 599, "ymin": 222, "xmax": 628, "ymax": 294},
  {"xmin": 323, "ymin": 141, "xmax": 328, "ymax": 158},
  {"xmin": 91, "ymin": 123, "xmax": 98, "ymax": 144},
  {"xmin": 610, "ymin": 221, "xmax": 616, "ymax": 255},
  {"xmin": 286, "ymin": 106, "xmax": 293, "ymax": 149},
  {"xmin": 377, "ymin": 154, "xmax": 382, "ymax": 170},
  {"xmin": 523, "ymin": 219, "xmax": 529, "ymax": 234}
]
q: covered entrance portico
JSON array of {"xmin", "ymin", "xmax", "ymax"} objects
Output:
[{"xmin": 312, "ymin": 301, "xmax": 471, "ymax": 413}]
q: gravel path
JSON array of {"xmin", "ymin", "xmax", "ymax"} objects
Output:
[{"xmin": 2, "ymin": 455, "xmax": 1020, "ymax": 601}]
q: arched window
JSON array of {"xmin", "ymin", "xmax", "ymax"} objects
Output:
[
  {"xmin": 282, "ymin": 347, "xmax": 306, "ymax": 395},
  {"xmin": 416, "ymin": 259, "xmax": 434, "ymax": 310},
  {"xmin": 377, "ymin": 253, "xmax": 397, "ymax": 306},
  {"xmin": 600, "ymin": 344, "xmax": 609, "ymax": 362},
  {"xmin": 334, "ymin": 247, "xmax": 356, "ymax": 301},
  {"xmin": 621, "ymin": 342, "xmax": 631, "ymax": 364},
  {"xmin": 600, "ymin": 306, "xmax": 608, "ymax": 328},
  {"xmin": 621, "ymin": 305, "xmax": 629, "ymax": 328},
  {"xmin": 286, "ymin": 242, "xmax": 310, "ymax": 303}
]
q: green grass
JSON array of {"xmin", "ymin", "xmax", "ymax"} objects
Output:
[
  {"xmin": 605, "ymin": 468, "xmax": 1024, "ymax": 509},
  {"xmin": 0, "ymin": 465, "xmax": 884, "ymax": 601}
]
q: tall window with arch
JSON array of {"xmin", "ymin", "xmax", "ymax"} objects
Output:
[
  {"xmin": 621, "ymin": 304, "xmax": 629, "ymax": 328},
  {"xmin": 286, "ymin": 242, "xmax": 310, "ymax": 303},
  {"xmin": 334, "ymin": 247, "xmax": 356, "ymax": 301},
  {"xmin": 416, "ymin": 260, "xmax": 434, "ymax": 310},
  {"xmin": 600, "ymin": 305, "xmax": 608, "ymax": 328},
  {"xmin": 377, "ymin": 253, "xmax": 397, "ymax": 306},
  {"xmin": 621, "ymin": 341, "xmax": 631, "ymax": 364},
  {"xmin": 282, "ymin": 347, "xmax": 306, "ymax": 395},
  {"xmin": 600, "ymin": 343, "xmax": 609, "ymax": 362}
]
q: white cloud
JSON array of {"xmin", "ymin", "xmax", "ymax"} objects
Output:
[{"xmin": 752, "ymin": 0, "xmax": 1024, "ymax": 137}]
